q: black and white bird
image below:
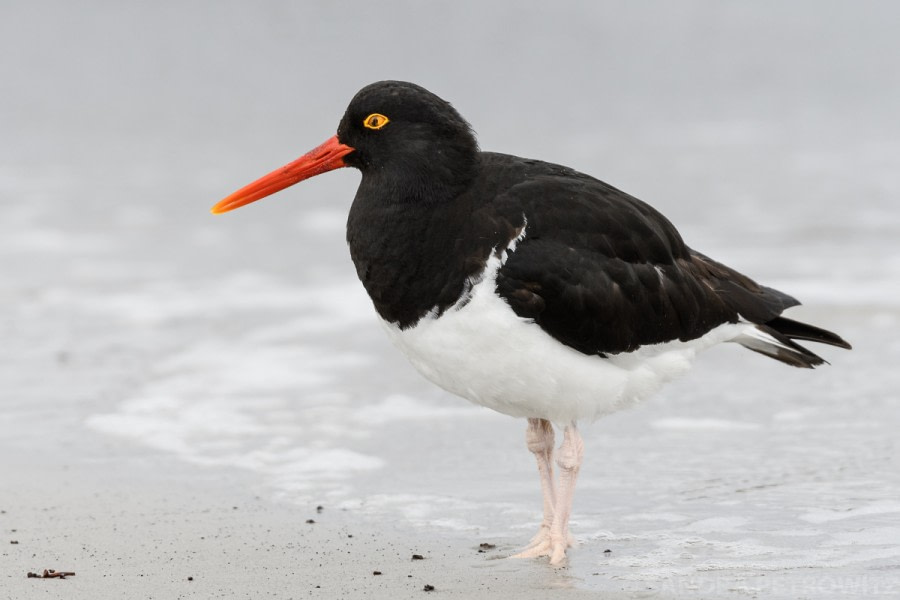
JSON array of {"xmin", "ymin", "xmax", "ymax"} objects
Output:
[{"xmin": 212, "ymin": 81, "xmax": 850, "ymax": 565}]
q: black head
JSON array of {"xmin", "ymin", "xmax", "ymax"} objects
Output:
[
  {"xmin": 337, "ymin": 81, "xmax": 480, "ymax": 201},
  {"xmin": 211, "ymin": 81, "xmax": 479, "ymax": 214}
]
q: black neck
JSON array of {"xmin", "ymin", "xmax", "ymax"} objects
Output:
[{"xmin": 345, "ymin": 153, "xmax": 500, "ymax": 328}]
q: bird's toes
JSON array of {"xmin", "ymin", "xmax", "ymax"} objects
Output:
[
  {"xmin": 546, "ymin": 530, "xmax": 572, "ymax": 566},
  {"xmin": 510, "ymin": 538, "xmax": 552, "ymax": 559},
  {"xmin": 548, "ymin": 543, "xmax": 568, "ymax": 566},
  {"xmin": 525, "ymin": 524, "xmax": 552, "ymax": 547}
]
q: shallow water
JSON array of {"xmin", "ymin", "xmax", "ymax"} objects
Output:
[{"xmin": 2, "ymin": 1, "xmax": 899, "ymax": 597}]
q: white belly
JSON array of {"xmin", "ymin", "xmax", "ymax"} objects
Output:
[{"xmin": 381, "ymin": 250, "xmax": 746, "ymax": 425}]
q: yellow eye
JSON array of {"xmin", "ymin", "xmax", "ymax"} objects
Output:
[{"xmin": 363, "ymin": 113, "xmax": 390, "ymax": 130}]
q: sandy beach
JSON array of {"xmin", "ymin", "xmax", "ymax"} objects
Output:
[
  {"xmin": 3, "ymin": 440, "xmax": 636, "ymax": 599},
  {"xmin": 3, "ymin": 2, "xmax": 900, "ymax": 598}
]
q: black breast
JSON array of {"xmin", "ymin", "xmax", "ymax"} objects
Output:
[{"xmin": 345, "ymin": 169, "xmax": 522, "ymax": 328}]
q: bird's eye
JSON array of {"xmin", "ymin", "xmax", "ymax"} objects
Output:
[{"xmin": 363, "ymin": 113, "xmax": 390, "ymax": 130}]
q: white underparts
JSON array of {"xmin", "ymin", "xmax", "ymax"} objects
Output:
[{"xmin": 382, "ymin": 228, "xmax": 752, "ymax": 424}]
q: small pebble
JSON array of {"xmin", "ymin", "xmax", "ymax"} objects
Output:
[
  {"xmin": 10, "ymin": 540, "xmax": 19, "ymax": 544},
  {"xmin": 187, "ymin": 576, "xmax": 194, "ymax": 581},
  {"xmin": 316, "ymin": 505, "xmax": 324, "ymax": 513},
  {"xmin": 604, "ymin": 548, "xmax": 612, "ymax": 553},
  {"xmin": 373, "ymin": 571, "xmax": 382, "ymax": 576},
  {"xmin": 424, "ymin": 584, "xmax": 435, "ymax": 591},
  {"xmin": 306, "ymin": 519, "xmax": 315, "ymax": 524},
  {"xmin": 411, "ymin": 554, "xmax": 424, "ymax": 560}
]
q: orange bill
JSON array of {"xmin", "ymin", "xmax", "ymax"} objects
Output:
[{"xmin": 211, "ymin": 135, "xmax": 354, "ymax": 214}]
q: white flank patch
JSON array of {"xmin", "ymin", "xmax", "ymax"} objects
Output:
[{"xmin": 383, "ymin": 229, "xmax": 752, "ymax": 424}]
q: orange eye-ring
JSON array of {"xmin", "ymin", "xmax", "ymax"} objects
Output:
[{"xmin": 363, "ymin": 113, "xmax": 390, "ymax": 130}]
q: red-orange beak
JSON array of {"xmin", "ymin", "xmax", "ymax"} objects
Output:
[{"xmin": 211, "ymin": 135, "xmax": 354, "ymax": 214}]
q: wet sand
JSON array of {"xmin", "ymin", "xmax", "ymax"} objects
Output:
[{"xmin": 2, "ymin": 443, "xmax": 638, "ymax": 600}]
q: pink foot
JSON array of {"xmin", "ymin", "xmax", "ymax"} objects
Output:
[{"xmin": 511, "ymin": 525, "xmax": 574, "ymax": 560}]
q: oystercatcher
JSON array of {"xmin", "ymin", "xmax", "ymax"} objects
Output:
[{"xmin": 212, "ymin": 81, "xmax": 850, "ymax": 565}]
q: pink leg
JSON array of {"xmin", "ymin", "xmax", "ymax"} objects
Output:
[
  {"xmin": 549, "ymin": 422, "xmax": 584, "ymax": 565},
  {"xmin": 512, "ymin": 418, "xmax": 556, "ymax": 558}
]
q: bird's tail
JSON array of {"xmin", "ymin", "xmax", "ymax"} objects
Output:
[{"xmin": 733, "ymin": 316, "xmax": 852, "ymax": 369}]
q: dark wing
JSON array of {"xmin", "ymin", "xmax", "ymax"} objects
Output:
[{"xmin": 490, "ymin": 168, "xmax": 801, "ymax": 356}]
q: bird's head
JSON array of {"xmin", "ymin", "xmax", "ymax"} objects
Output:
[{"xmin": 211, "ymin": 81, "xmax": 478, "ymax": 214}]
